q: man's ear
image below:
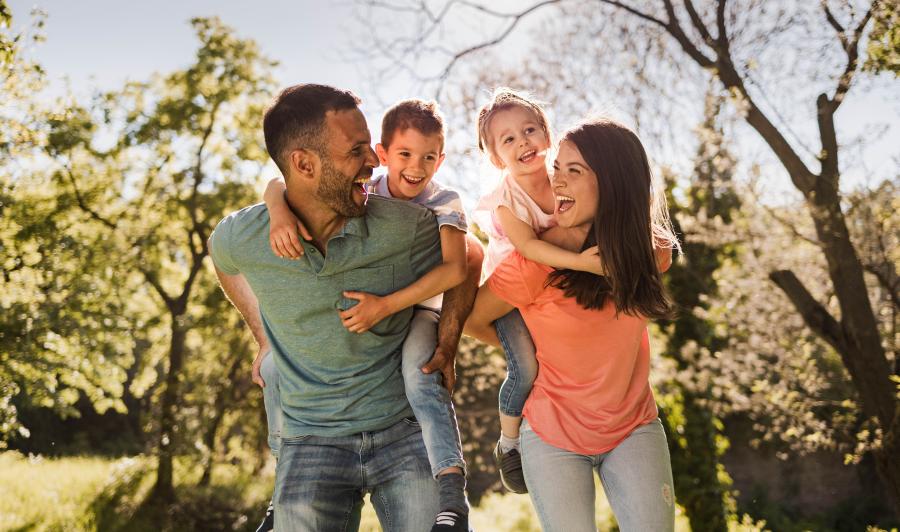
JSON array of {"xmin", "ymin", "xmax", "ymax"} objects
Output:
[
  {"xmin": 374, "ymin": 143, "xmax": 389, "ymax": 166},
  {"xmin": 288, "ymin": 148, "xmax": 320, "ymax": 181}
]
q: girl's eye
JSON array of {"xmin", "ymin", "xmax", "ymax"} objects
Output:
[
  {"xmin": 525, "ymin": 127, "xmax": 536, "ymax": 134},
  {"xmin": 503, "ymin": 136, "xmax": 513, "ymax": 143}
]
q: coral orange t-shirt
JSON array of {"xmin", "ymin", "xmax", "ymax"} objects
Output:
[{"xmin": 487, "ymin": 252, "xmax": 659, "ymax": 455}]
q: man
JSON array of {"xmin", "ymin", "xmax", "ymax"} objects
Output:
[{"xmin": 209, "ymin": 84, "xmax": 477, "ymax": 531}]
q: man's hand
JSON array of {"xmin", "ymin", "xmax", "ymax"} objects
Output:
[
  {"xmin": 421, "ymin": 344, "xmax": 457, "ymax": 395},
  {"xmin": 339, "ymin": 291, "xmax": 393, "ymax": 333},
  {"xmin": 252, "ymin": 345, "xmax": 270, "ymax": 388}
]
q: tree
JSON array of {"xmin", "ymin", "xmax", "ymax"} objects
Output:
[
  {"xmin": 358, "ymin": 0, "xmax": 900, "ymax": 512},
  {"xmin": 39, "ymin": 17, "xmax": 275, "ymax": 507}
]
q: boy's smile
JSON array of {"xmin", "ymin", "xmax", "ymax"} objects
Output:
[{"xmin": 375, "ymin": 128, "xmax": 446, "ymax": 201}]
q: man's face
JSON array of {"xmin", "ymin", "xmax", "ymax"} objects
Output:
[{"xmin": 316, "ymin": 108, "xmax": 378, "ymax": 217}]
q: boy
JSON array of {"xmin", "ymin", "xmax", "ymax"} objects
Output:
[{"xmin": 262, "ymin": 99, "xmax": 475, "ymax": 532}]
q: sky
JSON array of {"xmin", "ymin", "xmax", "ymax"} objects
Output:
[{"xmin": 8, "ymin": 0, "xmax": 899, "ymax": 204}]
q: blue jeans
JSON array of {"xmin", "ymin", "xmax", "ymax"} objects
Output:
[
  {"xmin": 495, "ymin": 309, "xmax": 538, "ymax": 417},
  {"xmin": 401, "ymin": 308, "xmax": 465, "ymax": 477},
  {"xmin": 521, "ymin": 418, "xmax": 675, "ymax": 532},
  {"xmin": 260, "ymin": 351, "xmax": 282, "ymax": 459},
  {"xmin": 274, "ymin": 417, "xmax": 440, "ymax": 532}
]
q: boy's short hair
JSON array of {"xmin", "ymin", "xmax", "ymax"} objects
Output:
[
  {"xmin": 263, "ymin": 84, "xmax": 361, "ymax": 175},
  {"xmin": 381, "ymin": 99, "xmax": 445, "ymax": 150}
]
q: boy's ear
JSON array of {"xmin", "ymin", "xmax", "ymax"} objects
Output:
[
  {"xmin": 374, "ymin": 143, "xmax": 389, "ymax": 166},
  {"xmin": 433, "ymin": 152, "xmax": 446, "ymax": 173},
  {"xmin": 289, "ymin": 148, "xmax": 320, "ymax": 181}
]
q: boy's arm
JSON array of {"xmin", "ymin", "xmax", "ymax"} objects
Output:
[
  {"xmin": 422, "ymin": 234, "xmax": 485, "ymax": 393},
  {"xmin": 340, "ymin": 226, "xmax": 468, "ymax": 333},
  {"xmin": 263, "ymin": 177, "xmax": 310, "ymax": 259},
  {"xmin": 212, "ymin": 261, "xmax": 271, "ymax": 388},
  {"xmin": 498, "ymin": 206, "xmax": 604, "ymax": 274}
]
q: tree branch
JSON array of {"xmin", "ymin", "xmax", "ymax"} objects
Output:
[
  {"xmin": 682, "ymin": 0, "xmax": 714, "ymax": 45},
  {"xmin": 863, "ymin": 261, "xmax": 900, "ymax": 310},
  {"xmin": 715, "ymin": 0, "xmax": 728, "ymax": 47},
  {"xmin": 822, "ymin": 1, "xmax": 849, "ymax": 49},
  {"xmin": 770, "ymin": 269, "xmax": 846, "ymax": 353},
  {"xmin": 60, "ymin": 163, "xmax": 118, "ymax": 230}
]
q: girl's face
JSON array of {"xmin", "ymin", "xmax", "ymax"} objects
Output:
[
  {"xmin": 487, "ymin": 106, "xmax": 550, "ymax": 177},
  {"xmin": 552, "ymin": 139, "xmax": 599, "ymax": 228}
]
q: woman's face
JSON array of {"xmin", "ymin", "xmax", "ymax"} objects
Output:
[{"xmin": 552, "ymin": 139, "xmax": 599, "ymax": 228}]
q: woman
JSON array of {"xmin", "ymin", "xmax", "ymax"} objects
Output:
[{"xmin": 466, "ymin": 117, "xmax": 678, "ymax": 531}]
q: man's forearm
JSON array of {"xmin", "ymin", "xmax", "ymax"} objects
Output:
[
  {"xmin": 214, "ymin": 265, "xmax": 269, "ymax": 350},
  {"xmin": 437, "ymin": 236, "xmax": 483, "ymax": 349}
]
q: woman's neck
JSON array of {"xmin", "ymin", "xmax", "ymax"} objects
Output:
[{"xmin": 541, "ymin": 223, "xmax": 591, "ymax": 252}]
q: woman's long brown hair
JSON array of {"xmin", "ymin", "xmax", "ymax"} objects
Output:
[{"xmin": 546, "ymin": 118, "xmax": 678, "ymax": 319}]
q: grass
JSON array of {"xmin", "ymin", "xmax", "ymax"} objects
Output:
[{"xmin": 0, "ymin": 451, "xmax": 776, "ymax": 531}]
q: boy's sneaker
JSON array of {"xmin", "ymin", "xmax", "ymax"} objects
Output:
[
  {"xmin": 493, "ymin": 440, "xmax": 528, "ymax": 493},
  {"xmin": 431, "ymin": 510, "xmax": 469, "ymax": 531},
  {"xmin": 255, "ymin": 499, "xmax": 274, "ymax": 532}
]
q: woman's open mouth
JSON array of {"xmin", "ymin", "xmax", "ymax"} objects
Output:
[{"xmin": 556, "ymin": 194, "xmax": 575, "ymax": 214}]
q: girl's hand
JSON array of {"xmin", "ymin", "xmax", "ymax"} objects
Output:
[
  {"xmin": 269, "ymin": 208, "xmax": 311, "ymax": 259},
  {"xmin": 578, "ymin": 245, "xmax": 605, "ymax": 275},
  {"xmin": 339, "ymin": 291, "xmax": 393, "ymax": 333}
]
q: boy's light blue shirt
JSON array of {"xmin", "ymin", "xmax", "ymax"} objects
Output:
[
  {"xmin": 209, "ymin": 196, "xmax": 442, "ymax": 437},
  {"xmin": 368, "ymin": 173, "xmax": 467, "ymax": 233}
]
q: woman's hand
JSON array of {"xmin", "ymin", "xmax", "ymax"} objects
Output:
[{"xmin": 339, "ymin": 291, "xmax": 394, "ymax": 333}]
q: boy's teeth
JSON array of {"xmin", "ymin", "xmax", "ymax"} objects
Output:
[{"xmin": 402, "ymin": 173, "xmax": 424, "ymax": 183}]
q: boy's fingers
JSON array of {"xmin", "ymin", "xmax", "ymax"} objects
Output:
[
  {"xmin": 296, "ymin": 220, "xmax": 312, "ymax": 241},
  {"xmin": 343, "ymin": 291, "xmax": 365, "ymax": 301}
]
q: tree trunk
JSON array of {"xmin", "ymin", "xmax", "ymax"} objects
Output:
[{"xmin": 150, "ymin": 317, "xmax": 187, "ymax": 505}]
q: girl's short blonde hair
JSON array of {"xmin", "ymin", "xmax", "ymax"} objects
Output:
[{"xmin": 476, "ymin": 87, "xmax": 552, "ymax": 157}]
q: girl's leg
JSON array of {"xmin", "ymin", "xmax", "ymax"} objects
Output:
[
  {"xmin": 259, "ymin": 351, "xmax": 282, "ymax": 459},
  {"xmin": 596, "ymin": 419, "xmax": 675, "ymax": 532},
  {"xmin": 520, "ymin": 419, "xmax": 598, "ymax": 532},
  {"xmin": 495, "ymin": 309, "xmax": 538, "ymax": 437}
]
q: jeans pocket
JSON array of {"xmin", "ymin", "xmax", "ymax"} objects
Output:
[{"xmin": 281, "ymin": 434, "xmax": 312, "ymax": 445}]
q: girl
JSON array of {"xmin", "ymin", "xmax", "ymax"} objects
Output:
[
  {"xmin": 469, "ymin": 88, "xmax": 604, "ymax": 494},
  {"xmin": 467, "ymin": 117, "xmax": 679, "ymax": 531}
]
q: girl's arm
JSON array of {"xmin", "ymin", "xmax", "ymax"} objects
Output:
[
  {"xmin": 498, "ymin": 206, "xmax": 604, "ymax": 274},
  {"xmin": 339, "ymin": 226, "xmax": 468, "ymax": 333},
  {"xmin": 263, "ymin": 177, "xmax": 310, "ymax": 259},
  {"xmin": 463, "ymin": 282, "xmax": 515, "ymax": 347}
]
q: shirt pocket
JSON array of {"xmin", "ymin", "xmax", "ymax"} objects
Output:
[{"xmin": 337, "ymin": 265, "xmax": 395, "ymax": 311}]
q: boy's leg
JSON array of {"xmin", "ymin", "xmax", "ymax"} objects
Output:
[
  {"xmin": 401, "ymin": 308, "xmax": 468, "ymax": 528},
  {"xmin": 274, "ymin": 434, "xmax": 365, "ymax": 532},
  {"xmin": 596, "ymin": 419, "xmax": 675, "ymax": 532},
  {"xmin": 367, "ymin": 418, "xmax": 443, "ymax": 532},
  {"xmin": 493, "ymin": 309, "xmax": 537, "ymax": 493},
  {"xmin": 520, "ymin": 419, "xmax": 598, "ymax": 532}
]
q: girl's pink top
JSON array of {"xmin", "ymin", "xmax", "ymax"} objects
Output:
[
  {"xmin": 487, "ymin": 252, "xmax": 661, "ymax": 455},
  {"xmin": 473, "ymin": 174, "xmax": 556, "ymax": 280}
]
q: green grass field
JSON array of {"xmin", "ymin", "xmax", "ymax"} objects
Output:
[{"xmin": 1, "ymin": 451, "xmax": 774, "ymax": 531}]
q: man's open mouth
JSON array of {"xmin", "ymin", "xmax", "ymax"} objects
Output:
[{"xmin": 556, "ymin": 194, "xmax": 575, "ymax": 213}]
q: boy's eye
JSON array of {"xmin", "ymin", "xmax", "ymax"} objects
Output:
[
  {"xmin": 399, "ymin": 151, "xmax": 410, "ymax": 157},
  {"xmin": 425, "ymin": 155, "xmax": 436, "ymax": 161}
]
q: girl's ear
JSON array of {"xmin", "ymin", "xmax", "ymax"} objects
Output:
[{"xmin": 489, "ymin": 153, "xmax": 505, "ymax": 169}]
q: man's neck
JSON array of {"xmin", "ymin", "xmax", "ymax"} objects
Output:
[{"xmin": 285, "ymin": 190, "xmax": 347, "ymax": 253}]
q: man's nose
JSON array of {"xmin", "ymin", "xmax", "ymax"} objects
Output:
[{"xmin": 365, "ymin": 145, "xmax": 378, "ymax": 168}]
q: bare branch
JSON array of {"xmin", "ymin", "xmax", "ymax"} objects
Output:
[
  {"xmin": 863, "ymin": 261, "xmax": 900, "ymax": 311},
  {"xmin": 769, "ymin": 269, "xmax": 846, "ymax": 353},
  {"xmin": 762, "ymin": 204, "xmax": 823, "ymax": 249},
  {"xmin": 59, "ymin": 162, "xmax": 118, "ymax": 230},
  {"xmin": 598, "ymin": 0, "xmax": 668, "ymax": 28},
  {"xmin": 715, "ymin": 0, "xmax": 728, "ymax": 47},
  {"xmin": 831, "ymin": 4, "xmax": 875, "ymax": 108},
  {"xmin": 822, "ymin": 0, "xmax": 849, "ymax": 49},
  {"xmin": 682, "ymin": 0, "xmax": 714, "ymax": 45}
]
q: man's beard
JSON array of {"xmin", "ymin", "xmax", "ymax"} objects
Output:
[{"xmin": 317, "ymin": 157, "xmax": 368, "ymax": 218}]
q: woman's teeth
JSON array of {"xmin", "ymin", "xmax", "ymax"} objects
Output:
[{"xmin": 556, "ymin": 195, "xmax": 575, "ymax": 213}]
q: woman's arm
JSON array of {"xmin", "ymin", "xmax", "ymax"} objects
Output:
[
  {"xmin": 498, "ymin": 207, "xmax": 603, "ymax": 274},
  {"xmin": 339, "ymin": 226, "xmax": 468, "ymax": 333},
  {"xmin": 463, "ymin": 282, "xmax": 515, "ymax": 348}
]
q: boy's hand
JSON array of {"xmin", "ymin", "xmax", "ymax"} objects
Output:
[
  {"xmin": 269, "ymin": 208, "xmax": 311, "ymax": 259},
  {"xmin": 578, "ymin": 245, "xmax": 604, "ymax": 275},
  {"xmin": 339, "ymin": 291, "xmax": 392, "ymax": 333},
  {"xmin": 252, "ymin": 346, "xmax": 269, "ymax": 388},
  {"xmin": 421, "ymin": 344, "xmax": 457, "ymax": 394}
]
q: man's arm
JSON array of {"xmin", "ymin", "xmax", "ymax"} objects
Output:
[
  {"xmin": 421, "ymin": 234, "xmax": 484, "ymax": 394},
  {"xmin": 212, "ymin": 261, "xmax": 271, "ymax": 387}
]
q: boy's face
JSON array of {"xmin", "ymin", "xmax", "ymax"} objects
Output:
[{"xmin": 375, "ymin": 128, "xmax": 445, "ymax": 201}]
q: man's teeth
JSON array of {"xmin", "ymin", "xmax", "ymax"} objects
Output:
[{"xmin": 353, "ymin": 176, "xmax": 369, "ymax": 184}]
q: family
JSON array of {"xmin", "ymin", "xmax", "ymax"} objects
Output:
[{"xmin": 210, "ymin": 83, "xmax": 679, "ymax": 532}]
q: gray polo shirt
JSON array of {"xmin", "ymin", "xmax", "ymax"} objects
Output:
[{"xmin": 210, "ymin": 195, "xmax": 442, "ymax": 437}]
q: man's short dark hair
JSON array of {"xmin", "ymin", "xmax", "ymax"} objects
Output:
[
  {"xmin": 380, "ymin": 99, "xmax": 445, "ymax": 150},
  {"xmin": 263, "ymin": 84, "xmax": 361, "ymax": 175}
]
